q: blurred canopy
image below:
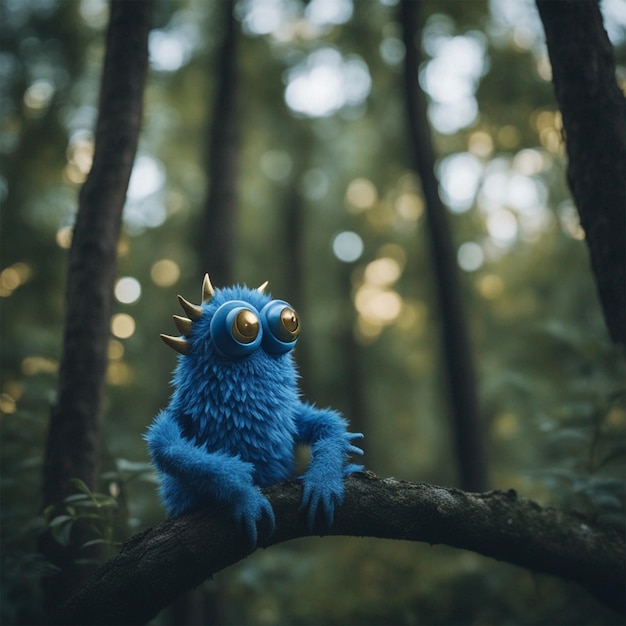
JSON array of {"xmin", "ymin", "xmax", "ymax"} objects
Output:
[{"xmin": 1, "ymin": 0, "xmax": 625, "ymax": 624}]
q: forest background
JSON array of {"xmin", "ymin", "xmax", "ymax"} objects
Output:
[{"xmin": 1, "ymin": 0, "xmax": 625, "ymax": 624}]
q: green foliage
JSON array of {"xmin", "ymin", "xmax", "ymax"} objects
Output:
[{"xmin": 43, "ymin": 478, "xmax": 119, "ymax": 555}]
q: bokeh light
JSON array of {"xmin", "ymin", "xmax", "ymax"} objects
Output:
[
  {"xmin": 332, "ymin": 231, "xmax": 364, "ymax": 263},
  {"xmin": 345, "ymin": 178, "xmax": 377, "ymax": 212},
  {"xmin": 304, "ymin": 0, "xmax": 353, "ymax": 26},
  {"xmin": 23, "ymin": 79, "xmax": 55, "ymax": 116},
  {"xmin": 21, "ymin": 356, "xmax": 58, "ymax": 376},
  {"xmin": 151, "ymin": 259, "xmax": 181, "ymax": 287},
  {"xmin": 354, "ymin": 285, "xmax": 403, "ymax": 325},
  {"xmin": 486, "ymin": 209, "xmax": 518, "ymax": 245},
  {"xmin": 64, "ymin": 131, "xmax": 94, "ymax": 185},
  {"xmin": 111, "ymin": 313, "xmax": 136, "ymax": 339},
  {"xmin": 457, "ymin": 242, "xmax": 484, "ymax": 272},
  {"xmin": 108, "ymin": 339, "xmax": 125, "ymax": 360},
  {"xmin": 364, "ymin": 257, "xmax": 402, "ymax": 286},
  {"xmin": 420, "ymin": 30, "xmax": 487, "ymax": 134},
  {"xmin": 56, "ymin": 226, "xmax": 73, "ymax": 249},
  {"xmin": 438, "ymin": 152, "xmax": 483, "ymax": 213},
  {"xmin": 0, "ymin": 263, "xmax": 32, "ymax": 297},
  {"xmin": 394, "ymin": 192, "xmax": 424, "ymax": 222},
  {"xmin": 114, "ymin": 277, "xmax": 142, "ymax": 304},
  {"xmin": 477, "ymin": 274, "xmax": 505, "ymax": 299},
  {"xmin": 127, "ymin": 156, "xmax": 165, "ymax": 201},
  {"xmin": 149, "ymin": 28, "xmax": 195, "ymax": 73},
  {"xmin": 284, "ymin": 47, "xmax": 371, "ymax": 118}
]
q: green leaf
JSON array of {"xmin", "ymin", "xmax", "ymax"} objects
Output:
[
  {"xmin": 80, "ymin": 538, "xmax": 108, "ymax": 549},
  {"xmin": 92, "ymin": 494, "xmax": 117, "ymax": 508},
  {"xmin": 50, "ymin": 520, "xmax": 73, "ymax": 547},
  {"xmin": 69, "ymin": 499, "xmax": 100, "ymax": 509},
  {"xmin": 43, "ymin": 505, "xmax": 56, "ymax": 521},
  {"xmin": 69, "ymin": 478, "xmax": 93, "ymax": 497},
  {"xmin": 82, "ymin": 513, "xmax": 107, "ymax": 522},
  {"xmin": 48, "ymin": 515, "xmax": 72, "ymax": 528},
  {"xmin": 38, "ymin": 561, "xmax": 62, "ymax": 576},
  {"xmin": 64, "ymin": 493, "xmax": 90, "ymax": 504}
]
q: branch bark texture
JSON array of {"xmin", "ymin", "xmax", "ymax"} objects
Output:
[
  {"xmin": 56, "ymin": 475, "xmax": 624, "ymax": 625},
  {"xmin": 41, "ymin": 0, "xmax": 152, "ymax": 609},
  {"xmin": 536, "ymin": 0, "xmax": 626, "ymax": 345},
  {"xmin": 401, "ymin": 0, "xmax": 488, "ymax": 490}
]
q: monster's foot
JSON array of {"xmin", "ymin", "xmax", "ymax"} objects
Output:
[
  {"xmin": 233, "ymin": 486, "xmax": 275, "ymax": 548},
  {"xmin": 300, "ymin": 463, "xmax": 345, "ymax": 532}
]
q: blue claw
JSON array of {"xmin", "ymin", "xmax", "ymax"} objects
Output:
[
  {"xmin": 301, "ymin": 462, "xmax": 345, "ymax": 531},
  {"xmin": 302, "ymin": 478, "xmax": 340, "ymax": 530},
  {"xmin": 347, "ymin": 433, "xmax": 364, "ymax": 457},
  {"xmin": 233, "ymin": 488, "xmax": 275, "ymax": 548},
  {"xmin": 300, "ymin": 431, "xmax": 365, "ymax": 531}
]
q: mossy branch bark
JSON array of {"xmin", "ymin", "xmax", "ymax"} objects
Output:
[{"xmin": 56, "ymin": 474, "xmax": 624, "ymax": 625}]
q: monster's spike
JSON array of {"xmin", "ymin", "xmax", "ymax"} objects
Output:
[
  {"xmin": 160, "ymin": 334, "xmax": 189, "ymax": 355},
  {"xmin": 202, "ymin": 273, "xmax": 215, "ymax": 303},
  {"xmin": 173, "ymin": 315, "xmax": 193, "ymax": 337},
  {"xmin": 177, "ymin": 295, "xmax": 203, "ymax": 321},
  {"xmin": 257, "ymin": 280, "xmax": 269, "ymax": 294}
]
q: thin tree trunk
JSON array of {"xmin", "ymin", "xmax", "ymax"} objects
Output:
[
  {"xmin": 199, "ymin": 0, "xmax": 239, "ymax": 285},
  {"xmin": 283, "ymin": 135, "xmax": 314, "ymax": 401},
  {"xmin": 536, "ymin": 0, "xmax": 626, "ymax": 346},
  {"xmin": 169, "ymin": 3, "xmax": 239, "ymax": 621},
  {"xmin": 400, "ymin": 0, "xmax": 488, "ymax": 491},
  {"xmin": 40, "ymin": 0, "xmax": 152, "ymax": 613},
  {"xmin": 283, "ymin": 133, "xmax": 369, "ymax": 447},
  {"xmin": 340, "ymin": 263, "xmax": 370, "ymax": 448}
]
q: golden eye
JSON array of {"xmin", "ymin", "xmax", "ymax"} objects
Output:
[
  {"xmin": 232, "ymin": 309, "xmax": 259, "ymax": 344},
  {"xmin": 278, "ymin": 307, "xmax": 300, "ymax": 341}
]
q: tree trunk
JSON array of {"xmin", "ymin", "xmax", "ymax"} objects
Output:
[
  {"xmin": 199, "ymin": 0, "xmax": 239, "ymax": 286},
  {"xmin": 536, "ymin": 0, "xmax": 626, "ymax": 345},
  {"xmin": 284, "ymin": 143, "xmax": 314, "ymax": 401},
  {"xmin": 56, "ymin": 474, "xmax": 625, "ymax": 625},
  {"xmin": 170, "ymin": 3, "xmax": 239, "ymax": 621},
  {"xmin": 40, "ymin": 0, "xmax": 152, "ymax": 613},
  {"xmin": 401, "ymin": 0, "xmax": 488, "ymax": 491}
]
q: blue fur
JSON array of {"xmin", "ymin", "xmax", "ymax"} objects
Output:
[{"xmin": 145, "ymin": 283, "xmax": 364, "ymax": 546}]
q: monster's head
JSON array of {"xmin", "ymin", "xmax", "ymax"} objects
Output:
[{"xmin": 160, "ymin": 274, "xmax": 300, "ymax": 362}]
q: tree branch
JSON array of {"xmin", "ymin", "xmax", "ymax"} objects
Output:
[
  {"xmin": 536, "ymin": 0, "xmax": 626, "ymax": 345},
  {"xmin": 56, "ymin": 474, "xmax": 624, "ymax": 625}
]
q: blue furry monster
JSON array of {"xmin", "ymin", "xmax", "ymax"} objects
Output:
[{"xmin": 145, "ymin": 274, "xmax": 364, "ymax": 546}]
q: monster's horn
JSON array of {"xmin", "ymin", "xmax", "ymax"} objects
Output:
[
  {"xmin": 257, "ymin": 280, "xmax": 269, "ymax": 293},
  {"xmin": 177, "ymin": 295, "xmax": 203, "ymax": 321},
  {"xmin": 160, "ymin": 334, "xmax": 189, "ymax": 355},
  {"xmin": 173, "ymin": 315, "xmax": 193, "ymax": 337},
  {"xmin": 202, "ymin": 273, "xmax": 214, "ymax": 303}
]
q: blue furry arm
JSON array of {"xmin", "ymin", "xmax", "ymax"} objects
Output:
[
  {"xmin": 145, "ymin": 410, "xmax": 274, "ymax": 546},
  {"xmin": 295, "ymin": 403, "xmax": 364, "ymax": 530}
]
